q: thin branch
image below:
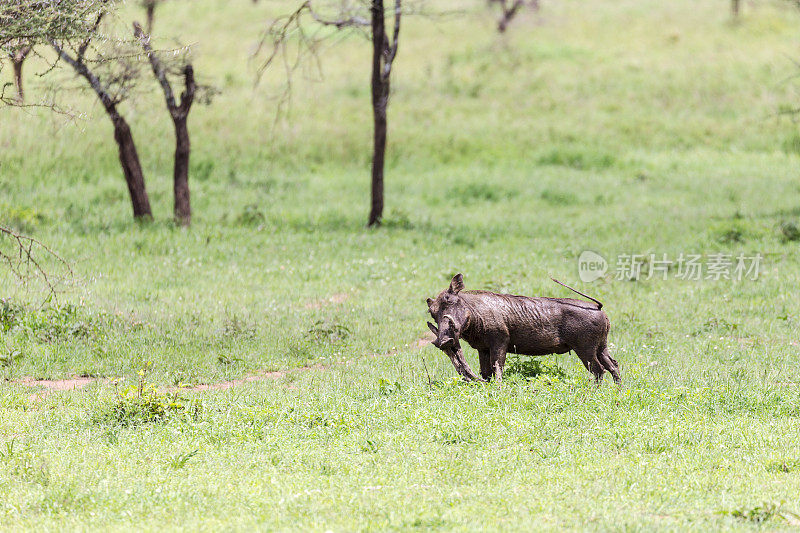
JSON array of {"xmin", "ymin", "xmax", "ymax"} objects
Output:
[
  {"xmin": 386, "ymin": 0, "xmax": 402, "ymax": 66},
  {"xmin": 77, "ymin": 10, "xmax": 104, "ymax": 62},
  {"xmin": 178, "ymin": 64, "xmax": 196, "ymax": 114},
  {"xmin": 307, "ymin": 2, "xmax": 370, "ymax": 28},
  {"xmin": 133, "ymin": 21, "xmax": 176, "ymax": 110},
  {"xmin": 0, "ymin": 225, "xmax": 73, "ymax": 304},
  {"xmin": 48, "ymin": 37, "xmax": 118, "ymax": 111}
]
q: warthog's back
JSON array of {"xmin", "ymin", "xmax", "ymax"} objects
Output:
[{"xmin": 461, "ymin": 290, "xmax": 607, "ymax": 355}]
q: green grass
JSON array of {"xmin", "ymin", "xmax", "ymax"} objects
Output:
[{"xmin": 3, "ymin": 0, "xmax": 800, "ymax": 529}]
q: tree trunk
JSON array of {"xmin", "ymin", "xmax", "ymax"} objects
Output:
[
  {"xmin": 10, "ymin": 45, "xmax": 31, "ymax": 103},
  {"xmin": 731, "ymin": 0, "xmax": 740, "ymax": 17},
  {"xmin": 173, "ymin": 116, "xmax": 191, "ymax": 225},
  {"xmin": 368, "ymin": 0, "xmax": 387, "ymax": 227},
  {"xmin": 146, "ymin": 2, "xmax": 156, "ymax": 34},
  {"xmin": 111, "ymin": 114, "xmax": 153, "ymax": 219},
  {"xmin": 370, "ymin": 97, "xmax": 387, "ymax": 227},
  {"xmin": 498, "ymin": 0, "xmax": 525, "ymax": 32},
  {"xmin": 12, "ymin": 58, "xmax": 24, "ymax": 103}
]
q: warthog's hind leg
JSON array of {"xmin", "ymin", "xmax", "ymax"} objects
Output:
[{"xmin": 598, "ymin": 345, "xmax": 621, "ymax": 384}]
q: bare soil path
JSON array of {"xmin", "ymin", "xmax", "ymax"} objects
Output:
[{"xmin": 8, "ymin": 334, "xmax": 434, "ymax": 396}]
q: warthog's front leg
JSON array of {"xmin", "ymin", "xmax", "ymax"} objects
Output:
[{"xmin": 489, "ymin": 343, "xmax": 508, "ymax": 382}]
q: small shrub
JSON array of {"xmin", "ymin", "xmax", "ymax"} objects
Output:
[
  {"xmin": 721, "ymin": 502, "xmax": 790, "ymax": 524},
  {"xmin": 0, "ymin": 204, "xmax": 44, "ymax": 232},
  {"xmin": 505, "ymin": 356, "xmax": 570, "ymax": 383},
  {"xmin": 234, "ymin": 204, "xmax": 266, "ymax": 227},
  {"xmin": 766, "ymin": 458, "xmax": 800, "ymax": 473},
  {"xmin": 448, "ymin": 182, "xmax": 514, "ymax": 203},
  {"xmin": 167, "ymin": 449, "xmax": 199, "ymax": 470},
  {"xmin": 217, "ymin": 354, "xmax": 243, "ymax": 366},
  {"xmin": 717, "ymin": 226, "xmax": 744, "ymax": 244},
  {"xmin": 0, "ymin": 439, "xmax": 17, "ymax": 461},
  {"xmin": 782, "ymin": 133, "xmax": 800, "ymax": 155},
  {"xmin": 288, "ymin": 408, "xmax": 352, "ymax": 433},
  {"xmin": 220, "ymin": 313, "xmax": 256, "ymax": 339},
  {"xmin": 643, "ymin": 438, "xmax": 671, "ymax": 454},
  {"xmin": 4, "ymin": 303, "xmax": 113, "ymax": 344},
  {"xmin": 377, "ymin": 378, "xmax": 401, "ymax": 396},
  {"xmin": 540, "ymin": 189, "xmax": 578, "ymax": 206},
  {"xmin": 0, "ymin": 300, "xmax": 22, "ymax": 332},
  {"xmin": 307, "ymin": 320, "xmax": 351, "ymax": 344},
  {"xmin": 383, "ymin": 207, "xmax": 414, "ymax": 229},
  {"xmin": 0, "ymin": 348, "xmax": 23, "ymax": 379},
  {"xmin": 286, "ymin": 343, "xmax": 313, "ymax": 362},
  {"xmin": 360, "ymin": 439, "xmax": 379, "ymax": 453},
  {"xmin": 537, "ymin": 148, "xmax": 616, "ymax": 170},
  {"xmin": 191, "ymin": 158, "xmax": 215, "ymax": 182},
  {"xmin": 779, "ymin": 221, "xmax": 800, "ymax": 242},
  {"xmin": 94, "ymin": 364, "xmax": 199, "ymax": 427},
  {"xmin": 691, "ymin": 317, "xmax": 740, "ymax": 336},
  {"xmin": 434, "ymin": 421, "xmax": 479, "ymax": 445},
  {"xmin": 11, "ymin": 454, "xmax": 50, "ymax": 486}
]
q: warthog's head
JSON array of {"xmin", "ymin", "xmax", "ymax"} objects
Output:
[
  {"xmin": 426, "ymin": 273, "xmax": 482, "ymax": 381},
  {"xmin": 426, "ymin": 273, "xmax": 470, "ymax": 349}
]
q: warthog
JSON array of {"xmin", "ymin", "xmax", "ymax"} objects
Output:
[{"xmin": 426, "ymin": 273, "xmax": 619, "ymax": 383}]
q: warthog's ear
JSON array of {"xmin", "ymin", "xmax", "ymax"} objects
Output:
[
  {"xmin": 427, "ymin": 322, "xmax": 438, "ymax": 335},
  {"xmin": 426, "ymin": 297, "xmax": 433, "ymax": 309},
  {"xmin": 449, "ymin": 273, "xmax": 464, "ymax": 294}
]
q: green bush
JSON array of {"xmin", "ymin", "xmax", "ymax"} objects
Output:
[{"xmin": 94, "ymin": 364, "xmax": 200, "ymax": 427}]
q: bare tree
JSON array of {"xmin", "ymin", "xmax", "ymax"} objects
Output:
[
  {"xmin": 49, "ymin": 12, "xmax": 153, "ymax": 219},
  {"xmin": 260, "ymin": 0, "xmax": 402, "ymax": 227},
  {"xmin": 134, "ymin": 22, "xmax": 201, "ymax": 226}
]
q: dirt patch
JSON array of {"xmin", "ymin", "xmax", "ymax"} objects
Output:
[
  {"xmin": 181, "ymin": 371, "xmax": 288, "ymax": 392},
  {"xmin": 15, "ymin": 376, "xmax": 100, "ymax": 391},
  {"xmin": 410, "ymin": 333, "xmax": 434, "ymax": 350},
  {"xmin": 11, "ymin": 333, "xmax": 435, "ymax": 396},
  {"xmin": 179, "ymin": 333, "xmax": 434, "ymax": 393},
  {"xmin": 304, "ymin": 292, "xmax": 350, "ymax": 310}
]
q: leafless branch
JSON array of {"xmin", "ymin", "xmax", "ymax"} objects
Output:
[
  {"xmin": 308, "ymin": 2, "xmax": 369, "ymax": 28},
  {"xmin": 0, "ymin": 226, "xmax": 74, "ymax": 304},
  {"xmin": 76, "ymin": 10, "xmax": 105, "ymax": 62}
]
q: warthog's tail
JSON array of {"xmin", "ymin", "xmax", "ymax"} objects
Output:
[{"xmin": 550, "ymin": 278, "xmax": 603, "ymax": 310}]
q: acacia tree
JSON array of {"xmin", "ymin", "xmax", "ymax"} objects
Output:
[
  {"xmin": 49, "ymin": 12, "xmax": 153, "ymax": 219},
  {"xmin": 261, "ymin": 0, "xmax": 402, "ymax": 227},
  {"xmin": 134, "ymin": 22, "xmax": 206, "ymax": 226},
  {"xmin": 0, "ymin": 0, "xmax": 107, "ymax": 105}
]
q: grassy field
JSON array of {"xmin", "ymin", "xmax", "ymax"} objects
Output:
[{"xmin": 3, "ymin": 0, "xmax": 800, "ymax": 529}]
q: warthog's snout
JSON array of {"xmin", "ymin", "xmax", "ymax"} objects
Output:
[
  {"xmin": 427, "ymin": 318, "xmax": 455, "ymax": 349},
  {"xmin": 427, "ymin": 317, "xmax": 483, "ymax": 381},
  {"xmin": 428, "ymin": 322, "xmax": 456, "ymax": 350}
]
